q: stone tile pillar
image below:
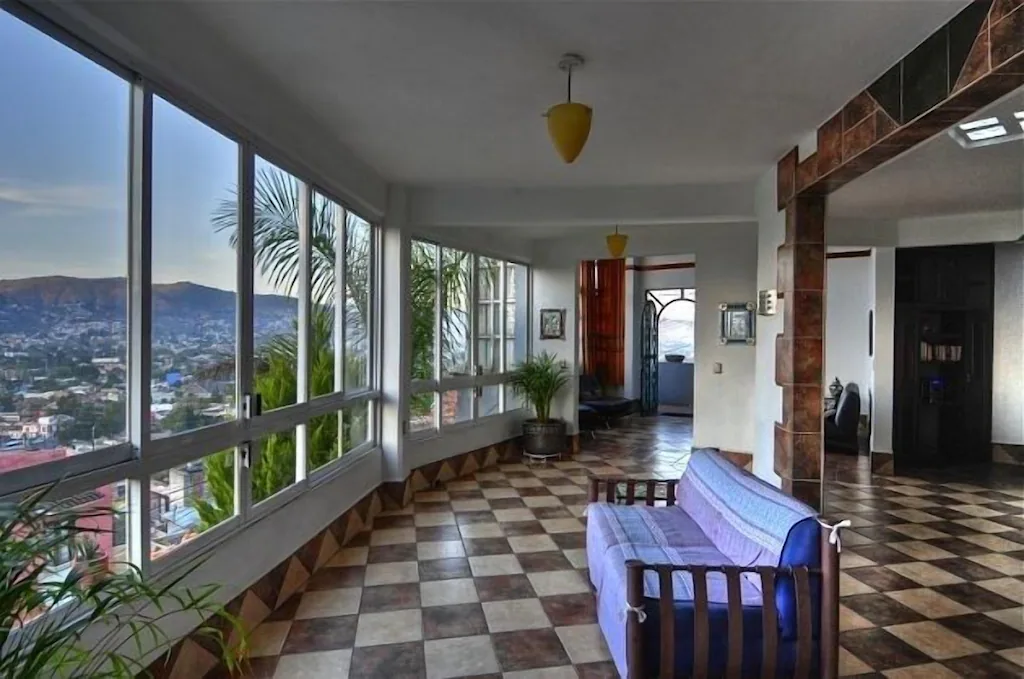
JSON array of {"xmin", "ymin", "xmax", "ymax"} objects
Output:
[{"xmin": 774, "ymin": 195, "xmax": 826, "ymax": 510}]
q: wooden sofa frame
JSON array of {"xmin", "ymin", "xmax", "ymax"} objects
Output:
[{"xmin": 588, "ymin": 477, "xmax": 841, "ymax": 679}]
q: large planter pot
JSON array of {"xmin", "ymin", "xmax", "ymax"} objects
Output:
[{"xmin": 522, "ymin": 419, "xmax": 567, "ymax": 458}]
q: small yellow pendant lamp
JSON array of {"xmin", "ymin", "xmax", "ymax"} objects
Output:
[
  {"xmin": 606, "ymin": 225, "xmax": 628, "ymax": 259},
  {"xmin": 545, "ymin": 54, "xmax": 592, "ymax": 164}
]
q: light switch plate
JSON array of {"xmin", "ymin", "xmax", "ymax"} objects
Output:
[{"xmin": 713, "ymin": 362, "xmax": 723, "ymax": 374}]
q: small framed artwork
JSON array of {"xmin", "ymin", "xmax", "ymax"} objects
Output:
[
  {"xmin": 539, "ymin": 308, "xmax": 565, "ymax": 340},
  {"xmin": 719, "ymin": 302, "xmax": 756, "ymax": 345}
]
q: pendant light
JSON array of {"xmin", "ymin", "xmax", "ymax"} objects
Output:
[
  {"xmin": 545, "ymin": 53, "xmax": 592, "ymax": 164},
  {"xmin": 606, "ymin": 225, "xmax": 628, "ymax": 259}
]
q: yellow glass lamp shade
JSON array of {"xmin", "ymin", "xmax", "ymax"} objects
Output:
[
  {"xmin": 546, "ymin": 101, "xmax": 593, "ymax": 164},
  {"xmin": 606, "ymin": 230, "xmax": 628, "ymax": 258}
]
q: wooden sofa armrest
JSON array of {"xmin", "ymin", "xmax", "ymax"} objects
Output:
[{"xmin": 587, "ymin": 477, "xmax": 680, "ymax": 506}]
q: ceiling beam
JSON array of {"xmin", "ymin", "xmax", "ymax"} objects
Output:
[{"xmin": 777, "ymin": 0, "xmax": 1024, "ymax": 208}]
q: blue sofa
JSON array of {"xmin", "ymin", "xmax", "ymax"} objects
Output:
[{"xmin": 587, "ymin": 450, "xmax": 833, "ymax": 678}]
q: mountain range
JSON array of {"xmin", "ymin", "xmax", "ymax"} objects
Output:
[{"xmin": 0, "ymin": 277, "xmax": 296, "ymax": 337}]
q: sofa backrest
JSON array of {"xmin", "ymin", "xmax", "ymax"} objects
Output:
[
  {"xmin": 679, "ymin": 449, "xmax": 821, "ymax": 639},
  {"xmin": 835, "ymin": 382, "xmax": 861, "ymax": 434},
  {"xmin": 679, "ymin": 449, "xmax": 818, "ymax": 571}
]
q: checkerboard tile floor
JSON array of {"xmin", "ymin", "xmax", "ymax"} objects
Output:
[{"xmin": 220, "ymin": 418, "xmax": 1024, "ymax": 678}]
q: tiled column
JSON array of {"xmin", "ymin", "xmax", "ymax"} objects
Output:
[{"xmin": 774, "ymin": 195, "xmax": 826, "ymax": 510}]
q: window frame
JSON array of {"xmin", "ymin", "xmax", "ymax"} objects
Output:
[
  {"xmin": 406, "ymin": 240, "xmax": 531, "ymax": 439},
  {"xmin": 0, "ymin": 3, "xmax": 383, "ymax": 584}
]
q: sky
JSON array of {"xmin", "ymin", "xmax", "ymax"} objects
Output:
[{"xmin": 0, "ymin": 10, "xmax": 279, "ymax": 295}]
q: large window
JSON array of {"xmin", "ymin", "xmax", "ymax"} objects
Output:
[
  {"xmin": 408, "ymin": 242, "xmax": 530, "ymax": 434},
  {"xmin": 0, "ymin": 8, "xmax": 380, "ymax": 590}
]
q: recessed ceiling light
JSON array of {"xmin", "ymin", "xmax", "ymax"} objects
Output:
[
  {"xmin": 965, "ymin": 125, "xmax": 1007, "ymax": 141},
  {"xmin": 1015, "ymin": 111, "xmax": 1024, "ymax": 120},
  {"xmin": 959, "ymin": 117, "xmax": 1000, "ymax": 131}
]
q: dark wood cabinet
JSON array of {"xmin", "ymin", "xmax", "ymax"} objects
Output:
[{"xmin": 893, "ymin": 245, "xmax": 993, "ymax": 469}]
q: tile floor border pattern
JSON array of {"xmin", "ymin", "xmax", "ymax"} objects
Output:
[{"xmin": 142, "ymin": 437, "xmax": 528, "ymax": 678}]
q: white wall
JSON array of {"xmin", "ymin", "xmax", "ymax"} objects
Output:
[
  {"xmin": 993, "ymin": 244, "xmax": 1024, "ymax": 446},
  {"xmin": 825, "ymin": 256, "xmax": 872, "ymax": 414},
  {"xmin": 532, "ymin": 265, "xmax": 580, "ymax": 431},
  {"xmin": 753, "ymin": 168, "xmax": 784, "ymax": 485},
  {"xmin": 532, "ymin": 222, "xmax": 758, "ymax": 454},
  {"xmin": 870, "ymin": 248, "xmax": 896, "ymax": 455}
]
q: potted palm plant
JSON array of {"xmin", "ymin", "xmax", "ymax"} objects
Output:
[{"xmin": 508, "ymin": 351, "xmax": 571, "ymax": 459}]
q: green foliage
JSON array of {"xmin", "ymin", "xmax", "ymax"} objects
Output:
[
  {"xmin": 508, "ymin": 351, "xmax": 570, "ymax": 423},
  {"xmin": 0, "ymin": 485, "xmax": 244, "ymax": 678}
]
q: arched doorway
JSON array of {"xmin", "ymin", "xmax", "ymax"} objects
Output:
[{"xmin": 644, "ymin": 288, "xmax": 696, "ymax": 416}]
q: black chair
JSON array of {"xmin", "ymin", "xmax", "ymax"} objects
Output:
[
  {"xmin": 579, "ymin": 374, "xmax": 636, "ymax": 428},
  {"xmin": 825, "ymin": 382, "xmax": 861, "ymax": 454}
]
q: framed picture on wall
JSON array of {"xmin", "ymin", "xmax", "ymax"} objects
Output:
[
  {"xmin": 539, "ymin": 308, "xmax": 565, "ymax": 340},
  {"xmin": 719, "ymin": 302, "xmax": 756, "ymax": 345}
]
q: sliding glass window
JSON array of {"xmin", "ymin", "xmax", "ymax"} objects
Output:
[{"xmin": 407, "ymin": 242, "xmax": 530, "ymax": 434}]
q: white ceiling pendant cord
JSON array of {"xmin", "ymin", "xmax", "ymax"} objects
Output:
[{"xmin": 545, "ymin": 53, "xmax": 593, "ymax": 164}]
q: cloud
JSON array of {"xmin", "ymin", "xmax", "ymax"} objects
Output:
[{"xmin": 0, "ymin": 179, "xmax": 119, "ymax": 214}]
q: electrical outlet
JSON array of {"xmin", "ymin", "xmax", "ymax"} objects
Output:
[{"xmin": 713, "ymin": 362, "xmax": 723, "ymax": 374}]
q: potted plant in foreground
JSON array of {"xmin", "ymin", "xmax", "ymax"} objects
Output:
[{"xmin": 509, "ymin": 351, "xmax": 571, "ymax": 459}]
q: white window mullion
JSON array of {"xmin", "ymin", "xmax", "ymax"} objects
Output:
[
  {"xmin": 296, "ymin": 181, "xmax": 312, "ymax": 482},
  {"xmin": 434, "ymin": 246, "xmax": 443, "ymax": 431},
  {"xmin": 334, "ymin": 207, "xmax": 346, "ymax": 455},
  {"xmin": 235, "ymin": 145, "xmax": 255, "ymax": 520},
  {"xmin": 126, "ymin": 78, "xmax": 153, "ymax": 577},
  {"xmin": 470, "ymin": 255, "xmax": 479, "ymax": 421}
]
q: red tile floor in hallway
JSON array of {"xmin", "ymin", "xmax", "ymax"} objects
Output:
[{"xmin": 220, "ymin": 416, "xmax": 1024, "ymax": 678}]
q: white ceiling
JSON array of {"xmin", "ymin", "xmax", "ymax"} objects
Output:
[
  {"xmin": 128, "ymin": 0, "xmax": 965, "ymax": 189},
  {"xmin": 830, "ymin": 87, "xmax": 1024, "ymax": 220}
]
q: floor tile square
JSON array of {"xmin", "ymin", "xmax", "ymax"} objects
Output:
[
  {"xmin": 841, "ymin": 571, "xmax": 879, "ymax": 596},
  {"xmin": 977, "ymin": 577, "xmax": 1024, "ymax": 604},
  {"xmin": 852, "ymin": 544, "xmax": 915, "ymax": 565},
  {"xmin": 886, "ymin": 524, "xmax": 951, "ymax": 541},
  {"xmin": 523, "ymin": 495, "xmax": 564, "ymax": 508},
  {"xmin": 474, "ymin": 574, "xmax": 538, "ymax": 602},
  {"xmin": 953, "ymin": 518, "xmax": 1014, "ymax": 534},
  {"xmin": 502, "ymin": 521, "xmax": 548, "ymax": 536},
  {"xmin": 555, "ymin": 624, "xmax": 611, "ymax": 664},
  {"xmin": 887, "ymin": 541, "xmax": 957, "ymax": 562},
  {"xmin": 843, "ymin": 593, "xmax": 926, "ymax": 626},
  {"xmin": 327, "ymin": 547, "xmax": 369, "ymax": 567},
  {"xmin": 838, "ymin": 646, "xmax": 874, "ymax": 676},
  {"xmin": 885, "ymin": 588, "xmax": 973, "ymax": 619},
  {"xmin": 307, "ymin": 565, "xmax": 365, "ymax": 590},
  {"xmin": 845, "ymin": 566, "xmax": 919, "ymax": 592},
  {"xmin": 464, "ymin": 537, "xmax": 513, "ymax": 556},
  {"xmin": 886, "ymin": 509, "xmax": 942, "ymax": 523},
  {"xmin": 517, "ymin": 551, "xmax": 576, "ymax": 573},
  {"xmin": 418, "ymin": 525, "xmax": 464, "ymax": 542},
  {"xmin": 421, "ymin": 577, "xmax": 479, "ymax": 607},
  {"xmin": 418, "ymin": 540, "xmax": 466, "ymax": 561},
  {"xmin": 482, "ymin": 487, "xmax": 520, "ymax": 500},
  {"xmin": 841, "ymin": 552, "xmax": 878, "ymax": 569},
  {"xmin": 370, "ymin": 527, "xmax": 417, "ymax": 546},
  {"xmin": 969, "ymin": 554, "xmax": 1024, "ymax": 577},
  {"xmin": 493, "ymin": 508, "xmax": 536, "ymax": 523},
  {"xmin": 508, "ymin": 534, "xmax": 559, "ymax": 553},
  {"xmin": 986, "ymin": 607, "xmax": 1024, "ymax": 633},
  {"xmin": 839, "ymin": 603, "xmax": 875, "ymax": 632},
  {"xmin": 881, "ymin": 662, "xmax": 961, "ymax": 678},
  {"xmin": 839, "ymin": 628, "xmax": 932, "ymax": 670},
  {"xmin": 941, "ymin": 613, "xmax": 1024, "ymax": 650},
  {"xmin": 249, "ymin": 620, "xmax": 292, "ymax": 657},
  {"xmin": 489, "ymin": 497, "xmax": 528, "ymax": 510},
  {"xmin": 482, "ymin": 598, "xmax": 551, "ymax": 632},
  {"xmin": 469, "ymin": 554, "xmax": 523, "ymax": 576},
  {"xmin": 491, "ymin": 629, "xmax": 571, "ymax": 672},
  {"xmin": 415, "ymin": 512, "xmax": 456, "ymax": 527},
  {"xmin": 273, "ymin": 649, "xmax": 351, "ymax": 679},
  {"xmin": 886, "ymin": 562, "xmax": 964, "ymax": 587},
  {"xmin": 509, "ymin": 477, "xmax": 544, "ymax": 488},
  {"xmin": 944, "ymin": 652, "xmax": 1024, "ymax": 678},
  {"xmin": 282, "ymin": 615, "xmax": 358, "ymax": 654},
  {"xmin": 541, "ymin": 593, "xmax": 598, "ymax": 626},
  {"xmin": 368, "ymin": 543, "xmax": 419, "ymax": 563},
  {"xmin": 548, "ymin": 485, "xmax": 587, "ymax": 497},
  {"xmin": 373, "ymin": 514, "xmax": 416, "ymax": 530},
  {"xmin": 997, "ymin": 646, "xmax": 1024, "ymax": 667},
  {"xmin": 422, "ymin": 603, "xmax": 489, "ymax": 640},
  {"xmin": 503, "ymin": 667, "xmax": 578, "ymax": 679},
  {"xmin": 415, "ymin": 491, "xmax": 450, "ymax": 503},
  {"xmin": 295, "ymin": 587, "xmax": 362, "ymax": 619},
  {"xmin": 528, "ymin": 570, "xmax": 590, "ymax": 597},
  {"xmin": 359, "ymin": 583, "xmax": 421, "ymax": 613},
  {"xmin": 563, "ymin": 548, "xmax": 588, "ymax": 570},
  {"xmin": 419, "ymin": 557, "xmax": 473, "ymax": 582},
  {"xmin": 364, "ymin": 561, "xmax": 420, "ymax": 586},
  {"xmin": 885, "ymin": 621, "xmax": 986, "ymax": 660},
  {"xmin": 424, "ymin": 634, "xmax": 500, "ymax": 679},
  {"xmin": 949, "ymin": 504, "xmax": 1005, "ymax": 518},
  {"xmin": 934, "ymin": 582, "xmax": 1020, "ymax": 611},
  {"xmin": 928, "ymin": 557, "xmax": 1003, "ymax": 582},
  {"xmin": 349, "ymin": 641, "xmax": 425, "ymax": 678},
  {"xmin": 459, "ymin": 523, "xmax": 504, "ymax": 539},
  {"xmin": 452, "ymin": 499, "xmax": 491, "ymax": 512},
  {"xmin": 355, "ymin": 609, "xmax": 423, "ymax": 647},
  {"xmin": 960, "ymin": 534, "xmax": 1024, "ymax": 553},
  {"xmin": 455, "ymin": 510, "xmax": 497, "ymax": 525}
]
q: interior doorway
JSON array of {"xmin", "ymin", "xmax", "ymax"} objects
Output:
[{"xmin": 642, "ymin": 288, "xmax": 696, "ymax": 417}]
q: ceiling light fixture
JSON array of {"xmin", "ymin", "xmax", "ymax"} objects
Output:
[
  {"xmin": 545, "ymin": 53, "xmax": 592, "ymax": 164},
  {"xmin": 959, "ymin": 117, "xmax": 1000, "ymax": 130},
  {"xmin": 965, "ymin": 125, "xmax": 1007, "ymax": 141},
  {"xmin": 606, "ymin": 225, "xmax": 628, "ymax": 259}
]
